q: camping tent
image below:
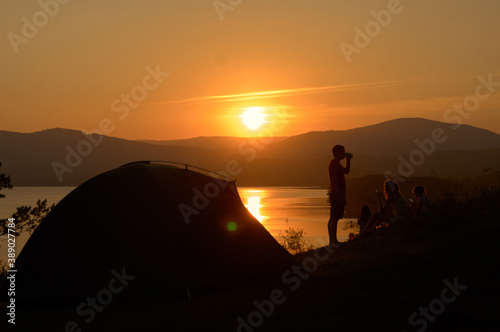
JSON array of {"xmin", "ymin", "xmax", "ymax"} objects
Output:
[{"xmin": 15, "ymin": 162, "xmax": 295, "ymax": 303}]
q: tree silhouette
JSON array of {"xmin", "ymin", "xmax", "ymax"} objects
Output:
[
  {"xmin": 0, "ymin": 162, "xmax": 13, "ymax": 199},
  {"xmin": 0, "ymin": 163, "xmax": 54, "ymax": 236}
]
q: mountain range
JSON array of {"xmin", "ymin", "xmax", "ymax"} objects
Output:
[{"xmin": 1, "ymin": 118, "xmax": 500, "ymax": 187}]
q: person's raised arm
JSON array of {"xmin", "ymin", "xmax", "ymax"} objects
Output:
[{"xmin": 344, "ymin": 155, "xmax": 351, "ymax": 174}]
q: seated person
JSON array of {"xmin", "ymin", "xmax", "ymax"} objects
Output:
[
  {"xmin": 362, "ymin": 180, "xmax": 409, "ymax": 231},
  {"xmin": 410, "ymin": 185, "xmax": 431, "ymax": 216},
  {"xmin": 357, "ymin": 205, "xmax": 372, "ymax": 230}
]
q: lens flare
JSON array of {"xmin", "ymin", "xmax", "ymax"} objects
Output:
[{"xmin": 227, "ymin": 221, "xmax": 238, "ymax": 231}]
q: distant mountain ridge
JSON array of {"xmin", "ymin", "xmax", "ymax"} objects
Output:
[
  {"xmin": 141, "ymin": 118, "xmax": 500, "ymax": 159},
  {"xmin": 304, "ymin": 117, "xmax": 500, "ymax": 155},
  {"xmin": 139, "ymin": 136, "xmax": 288, "ymax": 151},
  {"xmin": 0, "ymin": 128, "xmax": 224, "ymax": 186},
  {"xmin": 1, "ymin": 118, "xmax": 500, "ymax": 187}
]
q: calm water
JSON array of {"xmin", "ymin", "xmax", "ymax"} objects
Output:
[
  {"xmin": 238, "ymin": 187, "xmax": 357, "ymax": 246},
  {"xmin": 0, "ymin": 187, "xmax": 357, "ymax": 263}
]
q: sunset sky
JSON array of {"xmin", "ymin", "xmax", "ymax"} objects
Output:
[{"xmin": 1, "ymin": 0, "xmax": 499, "ymax": 140}]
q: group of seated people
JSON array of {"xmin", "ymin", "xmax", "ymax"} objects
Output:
[{"xmin": 358, "ymin": 180, "xmax": 431, "ymax": 232}]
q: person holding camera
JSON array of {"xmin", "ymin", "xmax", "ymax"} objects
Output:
[{"xmin": 328, "ymin": 145, "xmax": 352, "ymax": 247}]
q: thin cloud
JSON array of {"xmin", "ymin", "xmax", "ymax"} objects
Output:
[{"xmin": 155, "ymin": 77, "xmax": 432, "ymax": 106}]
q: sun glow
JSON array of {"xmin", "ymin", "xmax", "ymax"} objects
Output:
[
  {"xmin": 241, "ymin": 107, "xmax": 267, "ymax": 130},
  {"xmin": 246, "ymin": 196, "xmax": 265, "ymax": 222},
  {"xmin": 241, "ymin": 189, "xmax": 268, "ymax": 223}
]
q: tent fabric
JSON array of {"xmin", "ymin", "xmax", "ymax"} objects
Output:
[{"xmin": 16, "ymin": 162, "xmax": 295, "ymax": 303}]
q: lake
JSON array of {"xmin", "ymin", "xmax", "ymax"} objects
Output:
[
  {"xmin": 0, "ymin": 187, "xmax": 358, "ymax": 263},
  {"xmin": 238, "ymin": 187, "xmax": 357, "ymax": 246}
]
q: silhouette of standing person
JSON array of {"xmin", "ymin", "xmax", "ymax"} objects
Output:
[{"xmin": 328, "ymin": 145, "xmax": 351, "ymax": 247}]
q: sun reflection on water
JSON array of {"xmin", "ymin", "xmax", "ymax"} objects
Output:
[{"xmin": 241, "ymin": 189, "xmax": 267, "ymax": 222}]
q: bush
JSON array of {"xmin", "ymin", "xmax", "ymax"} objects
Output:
[{"xmin": 279, "ymin": 219, "xmax": 315, "ymax": 255}]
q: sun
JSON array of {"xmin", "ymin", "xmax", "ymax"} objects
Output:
[{"xmin": 241, "ymin": 107, "xmax": 267, "ymax": 130}]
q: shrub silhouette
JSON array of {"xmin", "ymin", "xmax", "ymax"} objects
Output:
[{"xmin": 279, "ymin": 218, "xmax": 314, "ymax": 255}]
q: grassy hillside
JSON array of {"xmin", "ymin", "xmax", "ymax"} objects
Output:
[{"xmin": 344, "ymin": 172, "xmax": 500, "ymax": 217}]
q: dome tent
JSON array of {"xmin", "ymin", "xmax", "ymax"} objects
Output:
[{"xmin": 16, "ymin": 162, "xmax": 295, "ymax": 303}]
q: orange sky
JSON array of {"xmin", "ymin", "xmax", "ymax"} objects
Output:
[{"xmin": 1, "ymin": 0, "xmax": 499, "ymax": 140}]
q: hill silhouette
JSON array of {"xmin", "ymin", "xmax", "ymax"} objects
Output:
[
  {"xmin": 144, "ymin": 118, "xmax": 500, "ymax": 159},
  {"xmin": 0, "ymin": 128, "xmax": 230, "ymax": 186},
  {"xmin": 140, "ymin": 136, "xmax": 288, "ymax": 151},
  {"xmin": 257, "ymin": 118, "xmax": 500, "ymax": 159},
  {"xmin": 1, "ymin": 118, "xmax": 500, "ymax": 187}
]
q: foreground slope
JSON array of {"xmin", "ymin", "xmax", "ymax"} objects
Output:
[{"xmin": 8, "ymin": 187, "xmax": 500, "ymax": 331}]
